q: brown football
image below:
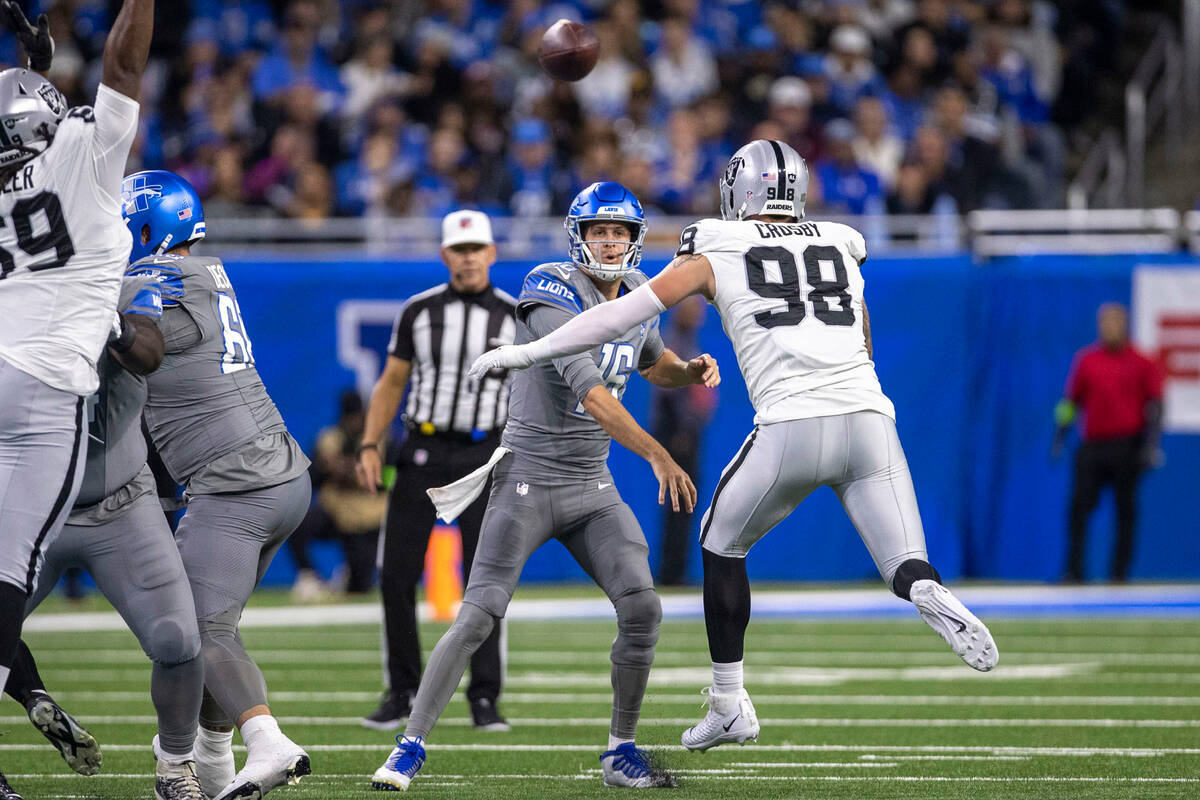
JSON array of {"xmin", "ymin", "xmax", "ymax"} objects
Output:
[{"xmin": 538, "ymin": 19, "xmax": 600, "ymax": 82}]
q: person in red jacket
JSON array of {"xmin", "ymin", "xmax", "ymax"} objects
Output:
[{"xmin": 1053, "ymin": 303, "xmax": 1164, "ymax": 583}]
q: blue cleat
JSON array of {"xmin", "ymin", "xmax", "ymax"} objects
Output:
[
  {"xmin": 371, "ymin": 736, "xmax": 425, "ymax": 791},
  {"xmin": 599, "ymin": 742, "xmax": 676, "ymax": 788}
]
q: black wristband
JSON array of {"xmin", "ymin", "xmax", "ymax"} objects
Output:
[
  {"xmin": 109, "ymin": 316, "xmax": 137, "ymax": 353},
  {"xmin": 356, "ymin": 442, "xmax": 378, "ymax": 457}
]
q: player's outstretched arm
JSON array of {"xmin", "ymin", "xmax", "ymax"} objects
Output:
[
  {"xmin": 100, "ymin": 0, "xmax": 154, "ymax": 101},
  {"xmin": 109, "ymin": 314, "xmax": 163, "ymax": 375},
  {"xmin": 582, "ymin": 385, "xmax": 697, "ymax": 513},
  {"xmin": 356, "ymin": 356, "xmax": 411, "ymax": 493},
  {"xmin": 640, "ymin": 348, "xmax": 720, "ymax": 388},
  {"xmin": 468, "ymin": 254, "xmax": 715, "ymax": 380}
]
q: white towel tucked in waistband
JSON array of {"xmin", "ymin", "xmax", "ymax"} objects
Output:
[{"xmin": 426, "ymin": 446, "xmax": 510, "ymax": 523}]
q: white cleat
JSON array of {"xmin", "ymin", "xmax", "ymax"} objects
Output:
[
  {"xmin": 680, "ymin": 687, "xmax": 760, "ymax": 752},
  {"xmin": 194, "ymin": 728, "xmax": 236, "ymax": 799},
  {"xmin": 153, "ymin": 737, "xmax": 205, "ymax": 800},
  {"xmin": 911, "ymin": 579, "xmax": 998, "ymax": 672},
  {"xmin": 212, "ymin": 735, "xmax": 310, "ymax": 800}
]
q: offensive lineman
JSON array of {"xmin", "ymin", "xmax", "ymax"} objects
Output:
[
  {"xmin": 5, "ymin": 275, "xmax": 207, "ymax": 800},
  {"xmin": 370, "ymin": 182, "xmax": 719, "ymax": 791},
  {"xmin": 0, "ymin": 1, "xmax": 153, "ymax": 796},
  {"xmin": 472, "ymin": 140, "xmax": 999, "ymax": 750},
  {"xmin": 123, "ymin": 171, "xmax": 313, "ymax": 799}
]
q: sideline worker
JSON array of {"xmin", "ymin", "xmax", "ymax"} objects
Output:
[{"xmin": 356, "ymin": 210, "xmax": 516, "ymax": 730}]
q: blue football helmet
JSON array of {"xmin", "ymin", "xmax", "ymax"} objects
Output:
[
  {"xmin": 121, "ymin": 170, "xmax": 207, "ymax": 263},
  {"xmin": 565, "ymin": 181, "xmax": 646, "ymax": 282}
]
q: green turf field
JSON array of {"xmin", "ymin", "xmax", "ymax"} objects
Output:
[{"xmin": 4, "ymin": 604, "xmax": 1200, "ymax": 799}]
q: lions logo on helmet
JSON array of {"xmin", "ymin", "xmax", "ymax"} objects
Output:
[
  {"xmin": 564, "ymin": 181, "xmax": 647, "ymax": 282},
  {"xmin": 121, "ymin": 170, "xmax": 207, "ymax": 263}
]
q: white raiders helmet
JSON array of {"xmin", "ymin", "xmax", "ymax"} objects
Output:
[
  {"xmin": 0, "ymin": 68, "xmax": 67, "ymax": 170},
  {"xmin": 719, "ymin": 139, "xmax": 809, "ymax": 221}
]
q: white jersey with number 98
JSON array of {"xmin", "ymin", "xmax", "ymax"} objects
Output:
[
  {"xmin": 0, "ymin": 84, "xmax": 139, "ymax": 396},
  {"xmin": 678, "ymin": 217, "xmax": 894, "ymax": 425}
]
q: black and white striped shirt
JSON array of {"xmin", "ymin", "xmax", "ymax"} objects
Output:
[{"xmin": 388, "ymin": 283, "xmax": 517, "ymax": 435}]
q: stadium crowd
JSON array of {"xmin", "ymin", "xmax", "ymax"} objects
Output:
[{"xmin": 5, "ymin": 0, "xmax": 1125, "ymax": 221}]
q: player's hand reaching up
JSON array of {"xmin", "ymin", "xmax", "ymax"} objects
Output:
[
  {"xmin": 651, "ymin": 453, "xmax": 697, "ymax": 513},
  {"xmin": 686, "ymin": 353, "xmax": 720, "ymax": 387},
  {"xmin": 1, "ymin": 1, "xmax": 54, "ymax": 72}
]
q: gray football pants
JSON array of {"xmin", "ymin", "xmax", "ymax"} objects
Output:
[
  {"xmin": 406, "ymin": 455, "xmax": 661, "ymax": 741},
  {"xmin": 175, "ymin": 472, "xmax": 311, "ymax": 727},
  {"xmin": 29, "ymin": 467, "xmax": 203, "ymax": 755},
  {"xmin": 0, "ymin": 358, "xmax": 87, "ymax": 596},
  {"xmin": 700, "ymin": 411, "xmax": 928, "ymax": 585}
]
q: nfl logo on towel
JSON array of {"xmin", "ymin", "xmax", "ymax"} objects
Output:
[{"xmin": 516, "ymin": 482, "xmax": 529, "ymax": 496}]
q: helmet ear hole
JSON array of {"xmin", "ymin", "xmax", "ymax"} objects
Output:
[{"xmin": 140, "ymin": 224, "xmax": 151, "ymax": 246}]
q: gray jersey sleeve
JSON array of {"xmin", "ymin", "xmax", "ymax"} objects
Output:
[{"xmin": 525, "ymin": 304, "xmax": 604, "ymax": 404}]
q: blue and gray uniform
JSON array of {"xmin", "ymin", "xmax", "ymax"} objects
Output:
[
  {"xmin": 27, "ymin": 277, "xmax": 203, "ymax": 757},
  {"xmin": 130, "ymin": 253, "xmax": 311, "ymax": 728},
  {"xmin": 405, "ymin": 263, "xmax": 666, "ymax": 744}
]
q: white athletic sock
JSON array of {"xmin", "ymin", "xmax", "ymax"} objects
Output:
[
  {"xmin": 712, "ymin": 660, "xmax": 744, "ymax": 695},
  {"xmin": 608, "ymin": 734, "xmax": 634, "ymax": 750},
  {"xmin": 197, "ymin": 726, "xmax": 234, "ymax": 748},
  {"xmin": 240, "ymin": 715, "xmax": 282, "ymax": 749}
]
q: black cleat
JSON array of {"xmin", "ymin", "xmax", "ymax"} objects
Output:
[
  {"xmin": 26, "ymin": 693, "xmax": 102, "ymax": 775},
  {"xmin": 0, "ymin": 772, "xmax": 23, "ymax": 800},
  {"xmin": 362, "ymin": 691, "xmax": 412, "ymax": 731},
  {"xmin": 470, "ymin": 697, "xmax": 511, "ymax": 732}
]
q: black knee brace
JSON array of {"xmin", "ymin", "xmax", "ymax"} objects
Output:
[{"xmin": 891, "ymin": 559, "xmax": 942, "ymax": 601}]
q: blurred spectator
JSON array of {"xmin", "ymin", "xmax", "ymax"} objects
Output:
[
  {"xmin": 252, "ymin": 0, "xmax": 344, "ymax": 112},
  {"xmin": 414, "ymin": 126, "xmax": 466, "ymax": 216},
  {"xmin": 340, "ymin": 35, "xmax": 410, "ymax": 127},
  {"xmin": 506, "ymin": 118, "xmax": 566, "ymax": 217},
  {"xmin": 886, "ymin": 159, "xmax": 957, "ymax": 214},
  {"xmin": 815, "ymin": 119, "xmax": 885, "ymax": 215},
  {"xmin": 767, "ymin": 76, "xmax": 823, "ymax": 164},
  {"xmin": 930, "ymin": 86, "xmax": 1031, "ymax": 209},
  {"xmin": 204, "ymin": 145, "xmax": 267, "ymax": 219},
  {"xmin": 824, "ymin": 25, "xmax": 882, "ymax": 116},
  {"xmin": 290, "ymin": 390, "xmax": 386, "ymax": 601},
  {"xmin": 895, "ymin": 0, "xmax": 970, "ymax": 87},
  {"xmin": 573, "ymin": 20, "xmax": 638, "ymax": 120},
  {"xmin": 651, "ymin": 17, "xmax": 719, "ymax": 110},
  {"xmin": 852, "ymin": 96, "xmax": 903, "ymax": 188}
]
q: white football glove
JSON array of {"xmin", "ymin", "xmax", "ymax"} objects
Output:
[{"xmin": 468, "ymin": 344, "xmax": 535, "ymax": 381}]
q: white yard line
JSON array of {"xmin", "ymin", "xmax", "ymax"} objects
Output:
[
  {"xmin": 23, "ymin": 584, "xmax": 1200, "ymax": 632},
  {"xmin": 10, "ymin": 773, "xmax": 1200, "ymax": 784},
  {"xmin": 52, "ymin": 690, "xmax": 1200, "ymax": 706},
  {"xmin": 3, "ymin": 715, "xmax": 1199, "ymax": 727}
]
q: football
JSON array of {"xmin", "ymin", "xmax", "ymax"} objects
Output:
[{"xmin": 538, "ymin": 19, "xmax": 599, "ymax": 82}]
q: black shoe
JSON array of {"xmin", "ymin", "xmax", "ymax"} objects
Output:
[
  {"xmin": 362, "ymin": 691, "xmax": 412, "ymax": 731},
  {"xmin": 470, "ymin": 698, "xmax": 510, "ymax": 732},
  {"xmin": 26, "ymin": 692, "xmax": 101, "ymax": 775},
  {"xmin": 0, "ymin": 771, "xmax": 23, "ymax": 800}
]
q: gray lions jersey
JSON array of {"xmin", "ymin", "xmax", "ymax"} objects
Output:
[
  {"xmin": 74, "ymin": 277, "xmax": 156, "ymax": 508},
  {"xmin": 133, "ymin": 254, "xmax": 309, "ymax": 495},
  {"xmin": 501, "ymin": 263, "xmax": 665, "ymax": 481},
  {"xmin": 679, "ymin": 217, "xmax": 894, "ymax": 424}
]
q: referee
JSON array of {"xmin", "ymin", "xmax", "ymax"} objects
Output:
[{"xmin": 356, "ymin": 210, "xmax": 516, "ymax": 731}]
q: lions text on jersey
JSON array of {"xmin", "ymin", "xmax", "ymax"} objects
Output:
[
  {"xmin": 678, "ymin": 217, "xmax": 894, "ymax": 425},
  {"xmin": 0, "ymin": 84, "xmax": 139, "ymax": 396}
]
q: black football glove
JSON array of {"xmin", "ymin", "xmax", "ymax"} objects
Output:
[{"xmin": 1, "ymin": 1, "xmax": 54, "ymax": 73}]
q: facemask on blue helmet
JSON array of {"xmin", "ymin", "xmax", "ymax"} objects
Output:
[
  {"xmin": 121, "ymin": 170, "xmax": 207, "ymax": 264},
  {"xmin": 564, "ymin": 181, "xmax": 646, "ymax": 282}
]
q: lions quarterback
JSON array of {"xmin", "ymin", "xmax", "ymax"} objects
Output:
[
  {"xmin": 472, "ymin": 140, "xmax": 999, "ymax": 750},
  {"xmin": 123, "ymin": 171, "xmax": 313, "ymax": 799},
  {"xmin": 370, "ymin": 182, "xmax": 719, "ymax": 791},
  {"xmin": 0, "ymin": 1, "xmax": 153, "ymax": 796}
]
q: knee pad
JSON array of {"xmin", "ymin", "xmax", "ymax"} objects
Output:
[
  {"xmin": 145, "ymin": 617, "xmax": 202, "ymax": 666},
  {"xmin": 891, "ymin": 559, "xmax": 942, "ymax": 601},
  {"xmin": 611, "ymin": 589, "xmax": 661, "ymax": 667}
]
